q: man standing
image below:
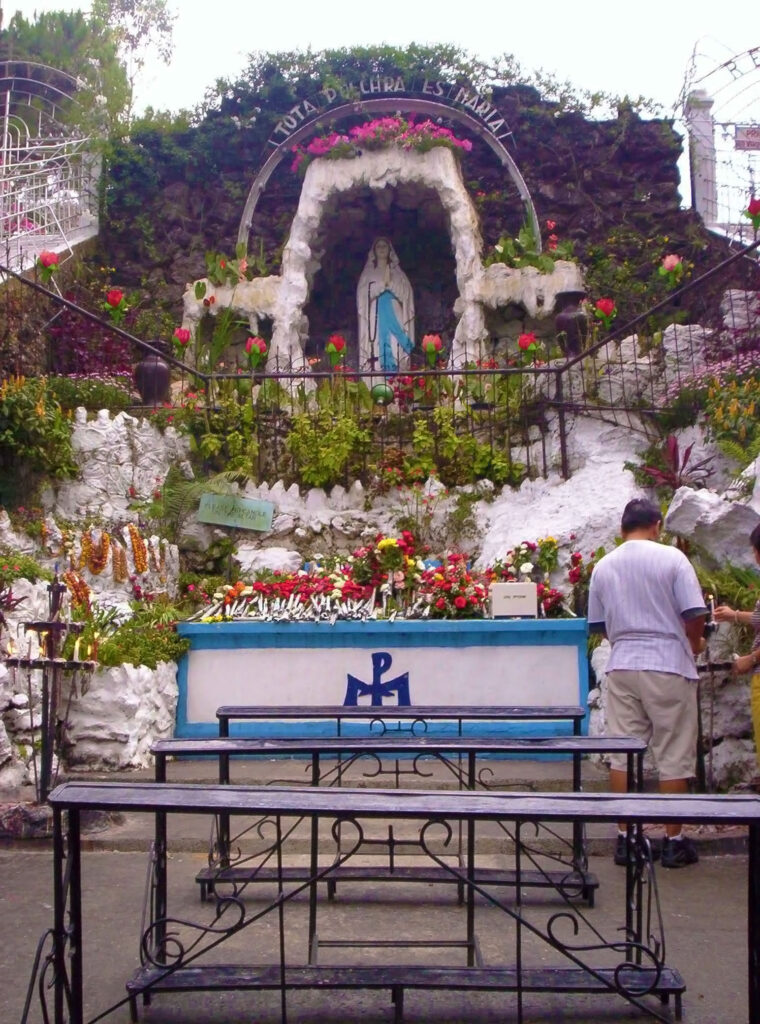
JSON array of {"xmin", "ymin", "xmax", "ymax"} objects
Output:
[{"xmin": 588, "ymin": 498, "xmax": 707, "ymax": 868}]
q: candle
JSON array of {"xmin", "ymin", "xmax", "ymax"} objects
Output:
[{"xmin": 72, "ymin": 638, "xmax": 81, "ymax": 662}]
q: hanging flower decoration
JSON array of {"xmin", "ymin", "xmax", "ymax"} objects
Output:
[
  {"xmin": 592, "ymin": 297, "xmax": 617, "ymax": 330},
  {"xmin": 290, "ymin": 116, "xmax": 473, "ymax": 173},
  {"xmin": 172, "ymin": 326, "xmax": 192, "ymax": 354},
  {"xmin": 35, "ymin": 250, "xmax": 59, "ymax": 285},
  {"xmin": 658, "ymin": 253, "xmax": 684, "ymax": 289},
  {"xmin": 127, "ymin": 523, "xmax": 149, "ymax": 574},
  {"xmin": 421, "ymin": 333, "xmax": 443, "ymax": 368},
  {"xmin": 325, "ymin": 333, "xmax": 346, "ymax": 368},
  {"xmin": 103, "ymin": 288, "xmax": 128, "ymax": 326},
  {"xmin": 245, "ymin": 336, "xmax": 268, "ymax": 370},
  {"xmin": 743, "ymin": 197, "xmax": 760, "ymax": 232}
]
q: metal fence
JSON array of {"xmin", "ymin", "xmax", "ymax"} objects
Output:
[{"xmin": 1, "ymin": 241, "xmax": 759, "ymax": 490}]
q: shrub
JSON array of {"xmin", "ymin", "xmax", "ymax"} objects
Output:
[{"xmin": 46, "ymin": 374, "xmax": 134, "ymax": 412}]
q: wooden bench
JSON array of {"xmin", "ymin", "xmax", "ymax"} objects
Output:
[
  {"xmin": 152, "ymin": 734, "xmax": 645, "ymax": 906},
  {"xmin": 46, "ymin": 783, "xmax": 760, "ymax": 1024},
  {"xmin": 216, "ymin": 703, "xmax": 587, "ymax": 738}
]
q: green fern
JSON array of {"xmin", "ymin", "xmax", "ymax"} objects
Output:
[
  {"xmin": 717, "ymin": 436, "xmax": 760, "ymax": 472},
  {"xmin": 156, "ymin": 468, "xmax": 248, "ymax": 538}
]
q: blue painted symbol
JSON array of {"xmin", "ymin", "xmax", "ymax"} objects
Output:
[{"xmin": 343, "ymin": 651, "xmax": 410, "ymax": 707}]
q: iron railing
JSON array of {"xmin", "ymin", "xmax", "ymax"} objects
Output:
[{"xmin": 1, "ymin": 240, "xmax": 759, "ymax": 487}]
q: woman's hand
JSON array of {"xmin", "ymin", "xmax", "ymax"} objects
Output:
[
  {"xmin": 733, "ymin": 653, "xmax": 758, "ymax": 675},
  {"xmin": 714, "ymin": 604, "xmax": 735, "ymax": 623}
]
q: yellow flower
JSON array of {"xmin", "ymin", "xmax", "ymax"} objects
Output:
[{"xmin": 377, "ymin": 538, "xmax": 398, "ymax": 550}]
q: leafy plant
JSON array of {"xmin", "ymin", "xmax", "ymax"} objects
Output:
[
  {"xmin": 0, "ymin": 377, "xmax": 78, "ymax": 503},
  {"xmin": 46, "ymin": 374, "xmax": 134, "ymax": 412},
  {"xmin": 485, "ymin": 219, "xmax": 574, "ymax": 273},
  {"xmin": 286, "ymin": 410, "xmax": 371, "ymax": 489},
  {"xmin": 625, "ymin": 434, "xmax": 713, "ymax": 498},
  {"xmin": 0, "ymin": 547, "xmax": 54, "ymax": 587}
]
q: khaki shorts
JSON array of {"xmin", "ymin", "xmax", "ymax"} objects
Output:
[{"xmin": 606, "ymin": 669, "xmax": 698, "ymax": 780}]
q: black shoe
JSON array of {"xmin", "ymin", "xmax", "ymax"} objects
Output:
[
  {"xmin": 661, "ymin": 835, "xmax": 699, "ymax": 868},
  {"xmin": 613, "ymin": 833, "xmax": 661, "ymax": 866}
]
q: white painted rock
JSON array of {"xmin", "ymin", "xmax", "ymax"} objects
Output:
[
  {"xmin": 234, "ymin": 545, "xmax": 303, "ymax": 575},
  {"xmin": 666, "ymin": 488, "xmax": 760, "ymax": 569}
]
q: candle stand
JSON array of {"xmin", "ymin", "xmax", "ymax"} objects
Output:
[{"xmin": 4, "ymin": 574, "xmax": 96, "ymax": 803}]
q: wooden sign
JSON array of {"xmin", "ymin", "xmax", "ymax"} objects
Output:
[{"xmin": 197, "ymin": 493, "xmax": 274, "ymax": 532}]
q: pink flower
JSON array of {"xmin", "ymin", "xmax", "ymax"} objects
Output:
[
  {"xmin": 245, "ymin": 336, "xmax": 267, "ymax": 355},
  {"xmin": 747, "ymin": 197, "xmax": 760, "ymax": 217},
  {"xmin": 595, "ymin": 298, "xmax": 615, "ymax": 318},
  {"xmin": 518, "ymin": 332, "xmax": 537, "ymax": 351},
  {"xmin": 38, "ymin": 250, "xmax": 59, "ymax": 268},
  {"xmin": 173, "ymin": 327, "xmax": 191, "ymax": 346},
  {"xmin": 545, "ymin": 220, "xmax": 557, "ymax": 231},
  {"xmin": 662, "ymin": 254, "xmax": 682, "ymax": 272},
  {"xmin": 245, "ymin": 335, "xmax": 268, "ymax": 369}
]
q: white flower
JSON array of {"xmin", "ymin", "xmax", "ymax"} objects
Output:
[{"xmin": 519, "ymin": 562, "xmax": 534, "ymax": 576}]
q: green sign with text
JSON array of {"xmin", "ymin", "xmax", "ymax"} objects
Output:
[{"xmin": 198, "ymin": 493, "xmax": 274, "ymax": 532}]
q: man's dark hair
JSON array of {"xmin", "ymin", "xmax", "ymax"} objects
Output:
[
  {"xmin": 621, "ymin": 498, "xmax": 662, "ymax": 534},
  {"xmin": 750, "ymin": 523, "xmax": 760, "ymax": 553}
]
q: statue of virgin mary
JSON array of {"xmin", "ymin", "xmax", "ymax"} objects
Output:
[{"xmin": 356, "ymin": 238, "xmax": 415, "ymax": 373}]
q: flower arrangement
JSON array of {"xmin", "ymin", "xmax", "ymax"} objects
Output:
[
  {"xmin": 325, "ymin": 333, "xmax": 347, "ymax": 368},
  {"xmin": 421, "ymin": 333, "xmax": 443, "ymax": 368},
  {"xmin": 245, "ymin": 335, "xmax": 268, "ymax": 370},
  {"xmin": 290, "ymin": 116, "xmax": 473, "ymax": 173},
  {"xmin": 190, "ymin": 535, "xmax": 578, "ymax": 623},
  {"xmin": 103, "ymin": 288, "xmax": 128, "ymax": 326},
  {"xmin": 566, "ymin": 547, "xmax": 605, "ymax": 616},
  {"xmin": 36, "ymin": 250, "xmax": 59, "ymax": 285},
  {"xmin": 658, "ymin": 253, "xmax": 684, "ymax": 289},
  {"xmin": 419, "ymin": 553, "xmax": 489, "ymax": 619},
  {"xmin": 743, "ymin": 197, "xmax": 760, "ymax": 232}
]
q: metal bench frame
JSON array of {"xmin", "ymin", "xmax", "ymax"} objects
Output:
[{"xmin": 43, "ymin": 783, "xmax": 760, "ymax": 1024}]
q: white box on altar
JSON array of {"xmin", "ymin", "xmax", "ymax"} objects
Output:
[{"xmin": 490, "ymin": 582, "xmax": 538, "ymax": 618}]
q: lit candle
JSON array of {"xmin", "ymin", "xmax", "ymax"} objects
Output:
[
  {"xmin": 6, "ymin": 638, "xmax": 15, "ymax": 656},
  {"xmin": 72, "ymin": 638, "xmax": 81, "ymax": 662},
  {"xmin": 708, "ymin": 593, "xmax": 715, "ymax": 618}
]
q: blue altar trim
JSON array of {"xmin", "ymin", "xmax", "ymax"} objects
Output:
[{"xmin": 175, "ymin": 619, "xmax": 590, "ymax": 748}]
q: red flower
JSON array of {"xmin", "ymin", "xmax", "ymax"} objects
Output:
[
  {"xmin": 327, "ymin": 333, "xmax": 346, "ymax": 351},
  {"xmin": 38, "ymin": 250, "xmax": 59, "ymax": 268},
  {"xmin": 173, "ymin": 327, "xmax": 191, "ymax": 346},
  {"xmin": 454, "ymin": 595, "xmax": 467, "ymax": 609},
  {"xmin": 747, "ymin": 197, "xmax": 760, "ymax": 217},
  {"xmin": 594, "ymin": 298, "xmax": 615, "ymax": 318},
  {"xmin": 545, "ymin": 220, "xmax": 556, "ymax": 231},
  {"xmin": 435, "ymin": 597, "xmax": 447, "ymax": 610},
  {"xmin": 245, "ymin": 336, "xmax": 267, "ymax": 355},
  {"xmin": 518, "ymin": 332, "xmax": 537, "ymax": 351},
  {"xmin": 421, "ymin": 334, "xmax": 442, "ymax": 352},
  {"xmin": 105, "ymin": 288, "xmax": 124, "ymax": 308}
]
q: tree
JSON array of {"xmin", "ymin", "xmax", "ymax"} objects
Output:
[
  {"xmin": 0, "ymin": 10, "xmax": 131, "ymax": 133},
  {"xmin": 90, "ymin": 0, "xmax": 175, "ymax": 122}
]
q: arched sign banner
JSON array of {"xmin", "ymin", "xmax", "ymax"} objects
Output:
[
  {"xmin": 238, "ymin": 84, "xmax": 540, "ymax": 250},
  {"xmin": 267, "ymin": 76, "xmax": 514, "ymax": 147}
]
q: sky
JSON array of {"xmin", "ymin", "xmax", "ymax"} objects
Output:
[{"xmin": 2, "ymin": 0, "xmax": 758, "ymax": 120}]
